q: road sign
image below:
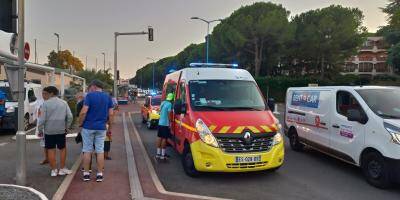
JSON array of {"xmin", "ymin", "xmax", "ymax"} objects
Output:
[
  {"xmin": 24, "ymin": 42, "xmax": 29, "ymax": 60},
  {"xmin": 148, "ymin": 26, "xmax": 153, "ymax": 41}
]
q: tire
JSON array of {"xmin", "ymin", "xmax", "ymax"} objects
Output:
[
  {"xmin": 141, "ymin": 115, "xmax": 146, "ymax": 124},
  {"xmin": 24, "ymin": 115, "xmax": 30, "ymax": 131},
  {"xmin": 361, "ymin": 151, "xmax": 392, "ymax": 189},
  {"xmin": 146, "ymin": 120, "xmax": 153, "ymax": 129},
  {"xmin": 182, "ymin": 144, "xmax": 200, "ymax": 177},
  {"xmin": 288, "ymin": 128, "xmax": 304, "ymax": 151}
]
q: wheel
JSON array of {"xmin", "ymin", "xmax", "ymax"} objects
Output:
[
  {"xmin": 141, "ymin": 115, "xmax": 146, "ymax": 124},
  {"xmin": 361, "ymin": 151, "xmax": 392, "ymax": 189},
  {"xmin": 182, "ymin": 144, "xmax": 200, "ymax": 177},
  {"xmin": 146, "ymin": 120, "xmax": 153, "ymax": 129},
  {"xmin": 288, "ymin": 128, "xmax": 304, "ymax": 151},
  {"xmin": 24, "ymin": 115, "xmax": 30, "ymax": 131}
]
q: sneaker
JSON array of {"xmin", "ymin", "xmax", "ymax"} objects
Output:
[
  {"xmin": 82, "ymin": 174, "xmax": 91, "ymax": 182},
  {"xmin": 156, "ymin": 154, "xmax": 161, "ymax": 159},
  {"xmin": 50, "ymin": 169, "xmax": 58, "ymax": 177},
  {"xmin": 96, "ymin": 174, "xmax": 103, "ymax": 182},
  {"xmin": 58, "ymin": 168, "xmax": 72, "ymax": 176},
  {"xmin": 159, "ymin": 156, "xmax": 166, "ymax": 160},
  {"xmin": 81, "ymin": 168, "xmax": 92, "ymax": 173}
]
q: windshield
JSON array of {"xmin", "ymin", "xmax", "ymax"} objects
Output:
[
  {"xmin": 189, "ymin": 80, "xmax": 266, "ymax": 111},
  {"xmin": 0, "ymin": 87, "xmax": 13, "ymax": 102},
  {"xmin": 356, "ymin": 88, "xmax": 400, "ymax": 119},
  {"xmin": 151, "ymin": 97, "xmax": 161, "ymax": 106}
]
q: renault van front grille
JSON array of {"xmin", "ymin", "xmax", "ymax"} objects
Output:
[{"xmin": 215, "ymin": 133, "xmax": 275, "ymax": 153}]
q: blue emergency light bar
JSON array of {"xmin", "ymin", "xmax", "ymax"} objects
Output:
[{"xmin": 189, "ymin": 63, "xmax": 239, "ymax": 68}]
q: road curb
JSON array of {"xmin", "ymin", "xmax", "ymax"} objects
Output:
[
  {"xmin": 128, "ymin": 112, "xmax": 231, "ymax": 200},
  {"xmin": 51, "ymin": 155, "xmax": 82, "ymax": 200},
  {"xmin": 0, "ymin": 184, "xmax": 48, "ymax": 200}
]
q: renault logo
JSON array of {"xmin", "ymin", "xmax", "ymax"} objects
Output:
[{"xmin": 243, "ymin": 131, "xmax": 252, "ymax": 144}]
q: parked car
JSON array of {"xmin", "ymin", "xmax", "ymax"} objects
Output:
[
  {"xmin": 0, "ymin": 81, "xmax": 43, "ymax": 131},
  {"xmin": 285, "ymin": 86, "xmax": 400, "ymax": 188},
  {"xmin": 141, "ymin": 95, "xmax": 161, "ymax": 129}
]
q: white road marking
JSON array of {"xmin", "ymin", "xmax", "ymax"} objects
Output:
[{"xmin": 0, "ymin": 142, "xmax": 9, "ymax": 147}]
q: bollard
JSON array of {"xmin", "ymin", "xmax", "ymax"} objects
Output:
[{"xmin": 273, "ymin": 104, "xmax": 280, "ymax": 115}]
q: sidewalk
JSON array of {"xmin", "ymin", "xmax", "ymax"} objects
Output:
[{"xmin": 62, "ymin": 108, "xmax": 131, "ymax": 200}]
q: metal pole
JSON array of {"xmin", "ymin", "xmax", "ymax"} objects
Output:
[
  {"xmin": 102, "ymin": 52, "xmax": 105, "ymax": 72},
  {"xmin": 34, "ymin": 39, "xmax": 37, "ymax": 64},
  {"xmin": 60, "ymin": 72, "xmax": 65, "ymax": 99},
  {"xmin": 113, "ymin": 33, "xmax": 118, "ymax": 98},
  {"xmin": 206, "ymin": 22, "xmax": 210, "ymax": 63},
  {"xmin": 16, "ymin": 0, "xmax": 26, "ymax": 186},
  {"xmin": 85, "ymin": 56, "xmax": 88, "ymax": 70},
  {"xmin": 95, "ymin": 58, "xmax": 97, "ymax": 71},
  {"xmin": 152, "ymin": 63, "xmax": 155, "ymax": 91}
]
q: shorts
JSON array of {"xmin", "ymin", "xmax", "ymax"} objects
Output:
[
  {"xmin": 104, "ymin": 141, "xmax": 111, "ymax": 152},
  {"xmin": 45, "ymin": 134, "xmax": 66, "ymax": 150},
  {"xmin": 81, "ymin": 128, "xmax": 106, "ymax": 153},
  {"xmin": 157, "ymin": 126, "xmax": 170, "ymax": 139}
]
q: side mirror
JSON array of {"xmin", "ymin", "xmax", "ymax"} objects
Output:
[
  {"xmin": 268, "ymin": 98, "xmax": 275, "ymax": 112},
  {"xmin": 347, "ymin": 109, "xmax": 367, "ymax": 124},
  {"xmin": 174, "ymin": 99, "xmax": 186, "ymax": 115}
]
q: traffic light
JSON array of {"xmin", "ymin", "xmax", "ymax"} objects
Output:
[
  {"xmin": 0, "ymin": 0, "xmax": 16, "ymax": 33},
  {"xmin": 148, "ymin": 26, "xmax": 154, "ymax": 41},
  {"xmin": 117, "ymin": 70, "xmax": 120, "ymax": 80}
]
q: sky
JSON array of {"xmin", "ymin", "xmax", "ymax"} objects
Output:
[{"xmin": 25, "ymin": 0, "xmax": 388, "ymax": 79}]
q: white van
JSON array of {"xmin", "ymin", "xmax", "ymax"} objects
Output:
[
  {"xmin": 284, "ymin": 86, "xmax": 400, "ymax": 188},
  {"xmin": 0, "ymin": 81, "xmax": 43, "ymax": 131}
]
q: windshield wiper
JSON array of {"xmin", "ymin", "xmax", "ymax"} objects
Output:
[
  {"xmin": 195, "ymin": 106, "xmax": 226, "ymax": 111},
  {"xmin": 377, "ymin": 113, "xmax": 400, "ymax": 119},
  {"xmin": 223, "ymin": 107, "xmax": 264, "ymax": 111}
]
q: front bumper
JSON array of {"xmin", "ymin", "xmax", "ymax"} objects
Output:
[{"xmin": 191, "ymin": 140, "xmax": 284, "ymax": 172}]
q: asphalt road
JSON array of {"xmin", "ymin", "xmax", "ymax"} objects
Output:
[
  {"xmin": 131, "ymin": 105, "xmax": 400, "ymax": 200},
  {"xmin": 0, "ymin": 130, "xmax": 81, "ymax": 199}
]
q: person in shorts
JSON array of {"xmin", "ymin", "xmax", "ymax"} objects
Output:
[
  {"xmin": 156, "ymin": 93, "xmax": 174, "ymax": 160},
  {"xmin": 79, "ymin": 80, "xmax": 114, "ymax": 182},
  {"xmin": 38, "ymin": 86, "xmax": 73, "ymax": 177}
]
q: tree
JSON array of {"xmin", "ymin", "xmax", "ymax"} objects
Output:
[
  {"xmin": 47, "ymin": 50, "xmax": 84, "ymax": 71},
  {"xmin": 76, "ymin": 69, "xmax": 113, "ymax": 90},
  {"xmin": 292, "ymin": 5, "xmax": 366, "ymax": 78},
  {"xmin": 212, "ymin": 2, "xmax": 292, "ymax": 77}
]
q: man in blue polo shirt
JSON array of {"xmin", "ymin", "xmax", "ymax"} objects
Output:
[{"xmin": 79, "ymin": 80, "xmax": 113, "ymax": 182}]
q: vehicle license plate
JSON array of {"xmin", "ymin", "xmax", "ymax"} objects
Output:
[{"xmin": 235, "ymin": 155, "xmax": 261, "ymax": 163}]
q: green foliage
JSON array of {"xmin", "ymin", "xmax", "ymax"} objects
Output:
[
  {"xmin": 388, "ymin": 43, "xmax": 400, "ymax": 72},
  {"xmin": 47, "ymin": 50, "xmax": 84, "ymax": 71},
  {"xmin": 76, "ymin": 69, "xmax": 114, "ymax": 90}
]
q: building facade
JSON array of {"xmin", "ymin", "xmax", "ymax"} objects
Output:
[{"xmin": 343, "ymin": 37, "xmax": 394, "ymax": 76}]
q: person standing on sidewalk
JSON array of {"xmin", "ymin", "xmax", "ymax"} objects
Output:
[
  {"xmin": 38, "ymin": 86, "xmax": 73, "ymax": 177},
  {"xmin": 156, "ymin": 93, "xmax": 174, "ymax": 161},
  {"xmin": 79, "ymin": 80, "xmax": 114, "ymax": 182}
]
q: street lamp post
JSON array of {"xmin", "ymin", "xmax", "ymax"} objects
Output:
[
  {"xmin": 54, "ymin": 33, "xmax": 60, "ymax": 52},
  {"xmin": 102, "ymin": 52, "xmax": 106, "ymax": 72},
  {"xmin": 146, "ymin": 57, "xmax": 157, "ymax": 92},
  {"xmin": 190, "ymin": 17, "xmax": 222, "ymax": 63},
  {"xmin": 113, "ymin": 29, "xmax": 152, "ymax": 98}
]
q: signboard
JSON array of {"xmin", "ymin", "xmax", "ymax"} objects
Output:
[{"xmin": 291, "ymin": 91, "xmax": 320, "ymax": 108}]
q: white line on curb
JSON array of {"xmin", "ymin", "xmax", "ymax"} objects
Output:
[
  {"xmin": 127, "ymin": 112, "xmax": 232, "ymax": 200},
  {"xmin": 123, "ymin": 113, "xmax": 144, "ymax": 199}
]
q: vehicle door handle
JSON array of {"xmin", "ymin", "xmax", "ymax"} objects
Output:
[{"xmin": 332, "ymin": 124, "xmax": 340, "ymax": 128}]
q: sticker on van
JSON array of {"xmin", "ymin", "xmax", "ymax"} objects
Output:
[
  {"xmin": 291, "ymin": 91, "xmax": 320, "ymax": 108},
  {"xmin": 340, "ymin": 125, "xmax": 354, "ymax": 139}
]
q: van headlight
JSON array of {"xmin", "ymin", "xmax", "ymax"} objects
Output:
[
  {"xmin": 196, "ymin": 119, "xmax": 218, "ymax": 148},
  {"xmin": 384, "ymin": 122, "xmax": 400, "ymax": 145},
  {"xmin": 6, "ymin": 107, "xmax": 15, "ymax": 113},
  {"xmin": 273, "ymin": 132, "xmax": 283, "ymax": 146}
]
